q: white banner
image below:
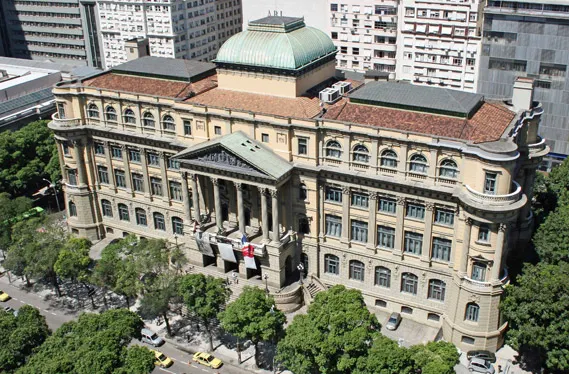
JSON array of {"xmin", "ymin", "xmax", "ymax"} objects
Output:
[
  {"xmin": 244, "ymin": 256, "xmax": 257, "ymax": 270},
  {"xmin": 218, "ymin": 242, "xmax": 237, "ymax": 263},
  {"xmin": 195, "ymin": 232, "xmax": 214, "ymax": 257}
]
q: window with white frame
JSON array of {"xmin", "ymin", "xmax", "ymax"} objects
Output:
[
  {"xmin": 132, "ymin": 173, "xmax": 144, "ymax": 192},
  {"xmin": 404, "ymin": 231, "xmax": 423, "ymax": 255},
  {"xmin": 143, "ymin": 112, "xmax": 155, "ymax": 128},
  {"xmin": 97, "ymin": 166, "xmax": 109, "ymax": 184},
  {"xmin": 183, "ymin": 120, "xmax": 192, "ymax": 135},
  {"xmin": 325, "ymin": 186, "xmax": 343, "ymax": 203},
  {"xmin": 439, "ymin": 159, "xmax": 458, "ymax": 178},
  {"xmin": 349, "ymin": 260, "xmax": 365, "ymax": 281},
  {"xmin": 135, "ymin": 208, "xmax": 147, "ymax": 226},
  {"xmin": 87, "ymin": 103, "xmax": 99, "ymax": 118},
  {"xmin": 325, "ymin": 215, "xmax": 342, "ymax": 237},
  {"xmin": 409, "ymin": 154, "xmax": 428, "ymax": 173},
  {"xmin": 115, "ymin": 170, "xmax": 126, "ymax": 188},
  {"xmin": 465, "ymin": 302, "xmax": 479, "ymax": 321},
  {"xmin": 151, "ymin": 177, "xmax": 163, "ymax": 196},
  {"xmin": 67, "ymin": 169, "xmax": 78, "ymax": 186},
  {"xmin": 153, "ymin": 212, "xmax": 166, "ymax": 231},
  {"xmin": 375, "ymin": 266, "xmax": 391, "ymax": 287},
  {"xmin": 471, "ymin": 262, "xmax": 486, "ymax": 281},
  {"xmin": 377, "ymin": 226, "xmax": 395, "ymax": 249},
  {"xmin": 432, "ymin": 237, "xmax": 452, "ymax": 262},
  {"xmin": 478, "ymin": 225, "xmax": 490, "ymax": 242},
  {"xmin": 324, "ymin": 254, "xmax": 340, "ymax": 274},
  {"xmin": 378, "ymin": 197, "xmax": 397, "ymax": 214},
  {"xmin": 434, "ymin": 208, "xmax": 454, "ymax": 226},
  {"xmin": 406, "ymin": 203, "xmax": 425, "ymax": 220},
  {"xmin": 428, "ymin": 279, "xmax": 446, "ymax": 301},
  {"xmin": 351, "ymin": 220, "xmax": 368, "ymax": 243},
  {"xmin": 101, "ymin": 199, "xmax": 113, "ymax": 217},
  {"xmin": 68, "ymin": 201, "xmax": 77, "ymax": 217},
  {"xmin": 353, "ymin": 144, "xmax": 370, "ymax": 163},
  {"xmin": 325, "ymin": 140, "xmax": 342, "ymax": 158},
  {"xmin": 351, "ymin": 192, "xmax": 369, "ymax": 208},
  {"xmin": 401, "ymin": 272, "xmax": 418, "ymax": 295},
  {"xmin": 380, "ymin": 149, "xmax": 398, "ymax": 168},
  {"xmin": 123, "ymin": 109, "xmax": 136, "ymax": 124},
  {"xmin": 94, "ymin": 142, "xmax": 105, "ymax": 155},
  {"xmin": 162, "ymin": 115, "xmax": 176, "ymax": 131},
  {"xmin": 118, "ymin": 203, "xmax": 129, "ymax": 221},
  {"xmin": 484, "ymin": 172, "xmax": 497, "ymax": 195},
  {"xmin": 105, "ymin": 106, "xmax": 117, "ymax": 122},
  {"xmin": 169, "ymin": 181, "xmax": 183, "ymax": 201},
  {"xmin": 172, "ymin": 216, "xmax": 184, "ymax": 235}
]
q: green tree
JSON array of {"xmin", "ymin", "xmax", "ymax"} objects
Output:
[
  {"xmin": 500, "ymin": 261, "xmax": 569, "ymax": 372},
  {"xmin": 409, "ymin": 341, "xmax": 459, "ymax": 374},
  {"xmin": 219, "ymin": 286, "xmax": 286, "ymax": 367},
  {"xmin": 54, "ymin": 238, "xmax": 92, "ymax": 282},
  {"xmin": 354, "ymin": 335, "xmax": 415, "ymax": 374},
  {"xmin": 0, "ymin": 120, "xmax": 60, "ymax": 197},
  {"xmin": 532, "ymin": 203, "xmax": 569, "ymax": 264},
  {"xmin": 16, "ymin": 309, "xmax": 145, "ymax": 374},
  {"xmin": 137, "ymin": 277, "xmax": 179, "ymax": 336},
  {"xmin": 178, "ymin": 273, "xmax": 231, "ymax": 352},
  {"xmin": 276, "ymin": 285, "xmax": 381, "ymax": 374},
  {"xmin": 0, "ymin": 194, "xmax": 34, "ymax": 257},
  {"xmin": 114, "ymin": 346, "xmax": 155, "ymax": 374},
  {"xmin": 0, "ymin": 305, "xmax": 51, "ymax": 373}
]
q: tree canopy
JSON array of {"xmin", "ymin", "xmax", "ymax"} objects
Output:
[
  {"xmin": 354, "ymin": 335, "xmax": 414, "ymax": 374},
  {"xmin": 532, "ymin": 203, "xmax": 569, "ymax": 265},
  {"xmin": 408, "ymin": 341, "xmax": 459, "ymax": 374},
  {"xmin": 0, "ymin": 193, "xmax": 34, "ymax": 252}
]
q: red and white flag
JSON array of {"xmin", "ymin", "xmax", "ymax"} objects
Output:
[{"xmin": 241, "ymin": 234, "xmax": 257, "ymax": 270}]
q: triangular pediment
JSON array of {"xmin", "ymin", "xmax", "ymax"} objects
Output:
[{"xmin": 180, "ymin": 145, "xmax": 270, "ymax": 178}]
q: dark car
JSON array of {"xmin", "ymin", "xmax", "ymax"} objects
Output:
[{"xmin": 467, "ymin": 350, "xmax": 496, "ymax": 363}]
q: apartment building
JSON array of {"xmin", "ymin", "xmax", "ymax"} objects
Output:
[
  {"xmin": 49, "ymin": 16, "xmax": 548, "ymax": 352},
  {"xmin": 396, "ymin": 0, "xmax": 484, "ymax": 91},
  {"xmin": 241, "ymin": 0, "xmax": 328, "ymax": 32},
  {"xmin": 477, "ymin": 0, "xmax": 569, "ymax": 167},
  {"xmin": 97, "ymin": 0, "xmax": 242, "ymax": 69},
  {"xmin": 0, "ymin": 0, "xmax": 102, "ymax": 67}
]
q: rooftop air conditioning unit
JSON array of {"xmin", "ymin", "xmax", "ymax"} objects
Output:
[
  {"xmin": 332, "ymin": 81, "xmax": 353, "ymax": 94},
  {"xmin": 319, "ymin": 88, "xmax": 341, "ymax": 104}
]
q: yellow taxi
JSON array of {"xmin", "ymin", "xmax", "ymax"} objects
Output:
[
  {"xmin": 152, "ymin": 350, "xmax": 173, "ymax": 368},
  {"xmin": 192, "ymin": 352, "xmax": 222, "ymax": 369},
  {"xmin": 0, "ymin": 290, "xmax": 10, "ymax": 302}
]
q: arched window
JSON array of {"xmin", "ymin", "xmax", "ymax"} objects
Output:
[
  {"xmin": 465, "ymin": 302, "xmax": 480, "ymax": 322},
  {"xmin": 143, "ymin": 112, "xmax": 155, "ymax": 128},
  {"xmin": 87, "ymin": 103, "xmax": 99, "ymax": 118},
  {"xmin": 172, "ymin": 216, "xmax": 184, "ymax": 235},
  {"xmin": 428, "ymin": 279, "xmax": 446, "ymax": 301},
  {"xmin": 439, "ymin": 159, "xmax": 459, "ymax": 179},
  {"xmin": 123, "ymin": 108, "xmax": 136, "ymax": 124},
  {"xmin": 105, "ymin": 106, "xmax": 117, "ymax": 122},
  {"xmin": 324, "ymin": 254, "xmax": 339, "ymax": 275},
  {"xmin": 299, "ymin": 183, "xmax": 307, "ymax": 200},
  {"xmin": 101, "ymin": 199, "xmax": 113, "ymax": 217},
  {"xmin": 325, "ymin": 140, "xmax": 342, "ymax": 158},
  {"xmin": 349, "ymin": 260, "xmax": 365, "ymax": 281},
  {"xmin": 153, "ymin": 212, "xmax": 165, "ymax": 231},
  {"xmin": 135, "ymin": 208, "xmax": 147, "ymax": 226},
  {"xmin": 352, "ymin": 144, "xmax": 370, "ymax": 163},
  {"xmin": 118, "ymin": 203, "xmax": 129, "ymax": 221},
  {"xmin": 380, "ymin": 149, "xmax": 398, "ymax": 168},
  {"xmin": 374, "ymin": 266, "xmax": 391, "ymax": 288},
  {"xmin": 409, "ymin": 154, "xmax": 428, "ymax": 174},
  {"xmin": 68, "ymin": 201, "xmax": 77, "ymax": 217},
  {"xmin": 401, "ymin": 272, "xmax": 418, "ymax": 295},
  {"xmin": 162, "ymin": 115, "xmax": 176, "ymax": 131}
]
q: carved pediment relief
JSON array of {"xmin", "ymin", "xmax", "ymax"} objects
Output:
[{"xmin": 181, "ymin": 146, "xmax": 267, "ymax": 177}]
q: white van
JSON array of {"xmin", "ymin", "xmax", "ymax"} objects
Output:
[{"xmin": 141, "ymin": 328, "xmax": 165, "ymax": 347}]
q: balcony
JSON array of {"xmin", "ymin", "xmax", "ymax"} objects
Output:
[
  {"xmin": 462, "ymin": 268, "xmax": 509, "ymax": 289},
  {"xmin": 460, "ymin": 181, "xmax": 525, "ymax": 211},
  {"xmin": 526, "ymin": 136, "xmax": 550, "ymax": 159},
  {"xmin": 49, "ymin": 113, "xmax": 81, "ymax": 128}
]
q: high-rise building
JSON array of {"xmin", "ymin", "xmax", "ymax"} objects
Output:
[
  {"xmin": 49, "ymin": 16, "xmax": 548, "ymax": 352},
  {"xmin": 0, "ymin": 0, "xmax": 102, "ymax": 67},
  {"xmin": 97, "ymin": 0, "xmax": 242, "ymax": 69},
  {"xmin": 395, "ymin": 0, "xmax": 484, "ymax": 92},
  {"xmin": 241, "ymin": 0, "xmax": 328, "ymax": 32},
  {"xmin": 477, "ymin": 0, "xmax": 569, "ymax": 167}
]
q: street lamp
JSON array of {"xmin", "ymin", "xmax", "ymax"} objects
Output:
[
  {"xmin": 263, "ymin": 274, "xmax": 269, "ymax": 294},
  {"xmin": 297, "ymin": 263, "xmax": 305, "ymax": 285},
  {"xmin": 42, "ymin": 178, "xmax": 61, "ymax": 212}
]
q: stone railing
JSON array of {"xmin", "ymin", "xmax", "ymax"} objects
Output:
[
  {"xmin": 464, "ymin": 181, "xmax": 521, "ymax": 206},
  {"xmin": 463, "ymin": 268, "xmax": 509, "ymax": 288},
  {"xmin": 51, "ymin": 112, "xmax": 81, "ymax": 128},
  {"xmin": 526, "ymin": 136, "xmax": 549, "ymax": 158}
]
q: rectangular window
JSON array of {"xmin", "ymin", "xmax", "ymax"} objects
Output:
[
  {"xmin": 67, "ymin": 169, "xmax": 78, "ymax": 186},
  {"xmin": 167, "ymin": 157, "xmax": 180, "ymax": 170},
  {"xmin": 147, "ymin": 152, "xmax": 160, "ymax": 166},
  {"xmin": 351, "ymin": 220, "xmax": 368, "ymax": 243},
  {"xmin": 169, "ymin": 181, "xmax": 183, "ymax": 201},
  {"xmin": 132, "ymin": 173, "xmax": 144, "ymax": 192},
  {"xmin": 330, "ymin": 3, "xmax": 338, "ymax": 11},
  {"xmin": 115, "ymin": 169, "xmax": 126, "ymax": 188},
  {"xmin": 478, "ymin": 225, "xmax": 490, "ymax": 242},
  {"xmin": 325, "ymin": 255, "xmax": 339, "ymax": 274},
  {"xmin": 435, "ymin": 209, "xmax": 454, "ymax": 226},
  {"xmin": 351, "ymin": 192, "xmax": 369, "ymax": 208},
  {"xmin": 471, "ymin": 263, "xmax": 486, "ymax": 281},
  {"xmin": 57, "ymin": 102, "xmax": 66, "ymax": 119},
  {"xmin": 432, "ymin": 237, "xmax": 452, "ymax": 262},
  {"xmin": 151, "ymin": 177, "xmax": 163, "ymax": 196},
  {"xmin": 484, "ymin": 172, "xmax": 497, "ymax": 195},
  {"xmin": 325, "ymin": 187, "xmax": 343, "ymax": 203},
  {"xmin": 129, "ymin": 149, "xmax": 141, "ymax": 163},
  {"xmin": 261, "ymin": 133, "xmax": 269, "ymax": 143},
  {"xmin": 298, "ymin": 137, "xmax": 308, "ymax": 155},
  {"xmin": 378, "ymin": 197, "xmax": 396, "ymax": 214},
  {"xmin": 404, "ymin": 231, "xmax": 423, "ymax": 255},
  {"xmin": 97, "ymin": 166, "xmax": 109, "ymax": 184},
  {"xmin": 488, "ymin": 57, "xmax": 527, "ymax": 72},
  {"xmin": 94, "ymin": 142, "xmax": 105, "ymax": 155},
  {"xmin": 183, "ymin": 120, "xmax": 192, "ymax": 135},
  {"xmin": 406, "ymin": 203, "xmax": 425, "ymax": 220},
  {"xmin": 325, "ymin": 215, "xmax": 342, "ymax": 237},
  {"xmin": 111, "ymin": 146, "xmax": 122, "ymax": 159},
  {"xmin": 214, "ymin": 126, "xmax": 221, "ymax": 135},
  {"xmin": 377, "ymin": 226, "xmax": 395, "ymax": 249}
]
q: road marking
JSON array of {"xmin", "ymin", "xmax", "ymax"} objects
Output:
[
  {"xmin": 202, "ymin": 370, "xmax": 209, "ymax": 373},
  {"xmin": 50, "ymin": 312, "xmax": 56, "ymax": 316},
  {"xmin": 156, "ymin": 367, "xmax": 176, "ymax": 374},
  {"xmin": 19, "ymin": 300, "xmax": 25, "ymax": 304},
  {"xmin": 191, "ymin": 364, "xmax": 199, "ymax": 368},
  {"xmin": 12, "ymin": 297, "xmax": 17, "ymax": 301}
]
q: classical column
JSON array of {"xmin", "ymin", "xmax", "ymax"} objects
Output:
[
  {"xmin": 56, "ymin": 141, "xmax": 67, "ymax": 184},
  {"xmin": 212, "ymin": 178, "xmax": 223, "ymax": 231},
  {"xmin": 367, "ymin": 192, "xmax": 378, "ymax": 250},
  {"xmin": 492, "ymin": 223, "xmax": 507, "ymax": 280},
  {"xmin": 140, "ymin": 149, "xmax": 150, "ymax": 198},
  {"xmin": 341, "ymin": 187, "xmax": 350, "ymax": 243},
  {"xmin": 190, "ymin": 173, "xmax": 201, "ymax": 222},
  {"xmin": 236, "ymin": 182, "xmax": 246, "ymax": 234},
  {"xmin": 422, "ymin": 203, "xmax": 434, "ymax": 262},
  {"xmin": 318, "ymin": 183, "xmax": 325, "ymax": 237},
  {"xmin": 459, "ymin": 218, "xmax": 473, "ymax": 274},
  {"xmin": 259, "ymin": 187, "xmax": 270, "ymax": 241},
  {"xmin": 73, "ymin": 140, "xmax": 88, "ymax": 186},
  {"xmin": 397, "ymin": 144, "xmax": 408, "ymax": 174},
  {"xmin": 429, "ymin": 149, "xmax": 438, "ymax": 180},
  {"xmin": 270, "ymin": 188, "xmax": 280, "ymax": 242},
  {"xmin": 104, "ymin": 141, "xmax": 116, "ymax": 190},
  {"xmin": 120, "ymin": 144, "xmax": 133, "ymax": 194},
  {"xmin": 393, "ymin": 196, "xmax": 406, "ymax": 256},
  {"xmin": 159, "ymin": 152, "xmax": 169, "ymax": 202},
  {"xmin": 181, "ymin": 172, "xmax": 192, "ymax": 222}
]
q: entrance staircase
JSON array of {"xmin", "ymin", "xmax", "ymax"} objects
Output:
[{"xmin": 303, "ymin": 274, "xmax": 327, "ymax": 305}]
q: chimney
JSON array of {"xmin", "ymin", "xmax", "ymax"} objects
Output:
[{"xmin": 512, "ymin": 77, "xmax": 534, "ymax": 111}]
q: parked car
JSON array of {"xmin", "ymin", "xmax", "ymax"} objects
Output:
[
  {"xmin": 192, "ymin": 352, "xmax": 222, "ymax": 369},
  {"xmin": 4, "ymin": 306, "xmax": 17, "ymax": 316},
  {"xmin": 140, "ymin": 328, "xmax": 164, "ymax": 347},
  {"xmin": 385, "ymin": 312, "xmax": 402, "ymax": 331},
  {"xmin": 467, "ymin": 350, "xmax": 497, "ymax": 363},
  {"xmin": 0, "ymin": 290, "xmax": 10, "ymax": 302},
  {"xmin": 468, "ymin": 357, "xmax": 496, "ymax": 373},
  {"xmin": 152, "ymin": 350, "xmax": 173, "ymax": 368}
]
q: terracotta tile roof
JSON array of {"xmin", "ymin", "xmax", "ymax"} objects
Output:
[
  {"xmin": 323, "ymin": 100, "xmax": 515, "ymax": 143},
  {"xmin": 186, "ymin": 88, "xmax": 323, "ymax": 118},
  {"xmin": 82, "ymin": 73, "xmax": 218, "ymax": 99}
]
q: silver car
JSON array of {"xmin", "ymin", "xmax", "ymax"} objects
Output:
[
  {"xmin": 468, "ymin": 357, "xmax": 496, "ymax": 373},
  {"xmin": 385, "ymin": 312, "xmax": 402, "ymax": 331}
]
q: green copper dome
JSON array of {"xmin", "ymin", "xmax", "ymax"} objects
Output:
[{"xmin": 215, "ymin": 16, "xmax": 337, "ymax": 72}]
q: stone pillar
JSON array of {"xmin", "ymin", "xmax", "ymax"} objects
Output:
[
  {"xmin": 270, "ymin": 188, "xmax": 280, "ymax": 243},
  {"xmin": 397, "ymin": 144, "xmax": 408, "ymax": 174},
  {"xmin": 159, "ymin": 152, "xmax": 169, "ymax": 202},
  {"xmin": 422, "ymin": 203, "xmax": 434, "ymax": 262},
  {"xmin": 140, "ymin": 149, "xmax": 150, "ymax": 197},
  {"xmin": 341, "ymin": 187, "xmax": 350, "ymax": 243},
  {"xmin": 73, "ymin": 140, "xmax": 88, "ymax": 186},
  {"xmin": 259, "ymin": 187, "xmax": 270, "ymax": 241},
  {"xmin": 212, "ymin": 178, "xmax": 223, "ymax": 231},
  {"xmin": 460, "ymin": 218, "xmax": 473, "ymax": 274},
  {"xmin": 104, "ymin": 142, "xmax": 116, "ymax": 190},
  {"xmin": 367, "ymin": 192, "xmax": 378, "ymax": 250},
  {"xmin": 429, "ymin": 149, "xmax": 438, "ymax": 180},
  {"xmin": 120, "ymin": 144, "xmax": 133, "ymax": 194},
  {"xmin": 318, "ymin": 183, "xmax": 325, "ymax": 237},
  {"xmin": 394, "ymin": 196, "xmax": 406, "ymax": 256},
  {"xmin": 190, "ymin": 173, "xmax": 201, "ymax": 222},
  {"xmin": 492, "ymin": 223, "xmax": 507, "ymax": 280},
  {"xmin": 181, "ymin": 172, "xmax": 192, "ymax": 222},
  {"xmin": 236, "ymin": 182, "xmax": 246, "ymax": 234},
  {"xmin": 57, "ymin": 141, "xmax": 67, "ymax": 184}
]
